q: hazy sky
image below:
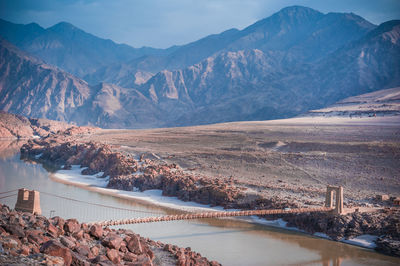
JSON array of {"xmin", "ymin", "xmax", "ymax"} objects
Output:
[{"xmin": 1, "ymin": 0, "xmax": 399, "ymax": 48}]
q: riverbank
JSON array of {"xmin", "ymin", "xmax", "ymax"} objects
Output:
[
  {"xmin": 0, "ymin": 203, "xmax": 220, "ymax": 265},
  {"xmin": 52, "ymin": 164, "xmax": 396, "ymax": 253},
  {"xmin": 20, "ymin": 130, "xmax": 400, "ymax": 258}
]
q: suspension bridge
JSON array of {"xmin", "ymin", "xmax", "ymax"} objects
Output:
[{"xmin": 1, "ymin": 186, "xmax": 344, "ymax": 227}]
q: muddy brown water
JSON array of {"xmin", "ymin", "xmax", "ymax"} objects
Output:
[{"xmin": 0, "ymin": 145, "xmax": 399, "ymax": 265}]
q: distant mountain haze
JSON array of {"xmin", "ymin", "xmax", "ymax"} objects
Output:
[
  {"xmin": 0, "ymin": 6, "xmax": 399, "ymax": 128},
  {"xmin": 0, "ymin": 19, "xmax": 176, "ymax": 78}
]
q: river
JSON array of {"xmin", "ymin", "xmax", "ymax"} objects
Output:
[{"xmin": 0, "ymin": 141, "xmax": 399, "ymax": 266}]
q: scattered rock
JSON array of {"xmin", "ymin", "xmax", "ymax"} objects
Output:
[
  {"xmin": 106, "ymin": 248, "xmax": 120, "ymax": 264},
  {"xmin": 89, "ymin": 224, "xmax": 103, "ymax": 239},
  {"xmin": 40, "ymin": 240, "xmax": 72, "ymax": 266},
  {"xmin": 102, "ymin": 233, "xmax": 123, "ymax": 250},
  {"xmin": 64, "ymin": 219, "xmax": 80, "ymax": 234}
]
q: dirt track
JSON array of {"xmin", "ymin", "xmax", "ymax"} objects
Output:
[{"xmin": 77, "ymin": 117, "xmax": 400, "ymax": 207}]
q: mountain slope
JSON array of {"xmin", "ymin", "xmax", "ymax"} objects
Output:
[
  {"xmin": 138, "ymin": 20, "xmax": 400, "ymax": 126},
  {"xmin": 310, "ymin": 20, "xmax": 400, "ymax": 103},
  {"xmin": 0, "ymin": 38, "xmax": 91, "ymax": 121},
  {"xmin": 0, "ymin": 39, "xmax": 161, "ymax": 128},
  {"xmin": 306, "ymin": 87, "xmax": 400, "ymax": 117},
  {"xmin": 0, "ymin": 8, "xmax": 398, "ymax": 129},
  {"xmin": 86, "ymin": 6, "xmax": 375, "ymax": 87},
  {"xmin": 0, "ymin": 19, "xmax": 174, "ymax": 77}
]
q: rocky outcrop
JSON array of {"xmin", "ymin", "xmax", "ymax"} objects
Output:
[
  {"xmin": 0, "ymin": 111, "xmax": 98, "ymax": 139},
  {"xmin": 21, "ymin": 135, "xmax": 295, "ymax": 210},
  {"xmin": 0, "ymin": 203, "xmax": 220, "ymax": 265},
  {"xmin": 284, "ymin": 209, "xmax": 400, "ymax": 240}
]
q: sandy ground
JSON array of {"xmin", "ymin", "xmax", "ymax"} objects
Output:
[{"xmin": 72, "ymin": 116, "xmax": 400, "ymax": 207}]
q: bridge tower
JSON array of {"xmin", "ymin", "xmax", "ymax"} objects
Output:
[
  {"xmin": 14, "ymin": 188, "xmax": 41, "ymax": 215},
  {"xmin": 325, "ymin": 186, "xmax": 343, "ymax": 214}
]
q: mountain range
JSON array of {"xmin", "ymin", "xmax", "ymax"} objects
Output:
[{"xmin": 0, "ymin": 6, "xmax": 399, "ymax": 128}]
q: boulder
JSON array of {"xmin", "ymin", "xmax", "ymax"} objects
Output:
[
  {"xmin": 4, "ymin": 224, "xmax": 25, "ymax": 238},
  {"xmin": 73, "ymin": 229, "xmax": 84, "ymax": 240},
  {"xmin": 26, "ymin": 229, "xmax": 46, "ymax": 245},
  {"xmin": 20, "ymin": 244, "xmax": 30, "ymax": 256},
  {"xmin": 64, "ymin": 219, "xmax": 80, "ymax": 234},
  {"xmin": 102, "ymin": 233, "xmax": 123, "ymax": 250},
  {"xmin": 106, "ymin": 248, "xmax": 120, "ymax": 264},
  {"xmin": 136, "ymin": 254, "xmax": 153, "ymax": 265},
  {"xmin": 59, "ymin": 236, "xmax": 76, "ymax": 249},
  {"xmin": 89, "ymin": 224, "xmax": 103, "ymax": 239},
  {"xmin": 123, "ymin": 252, "xmax": 138, "ymax": 262},
  {"xmin": 74, "ymin": 244, "xmax": 92, "ymax": 258},
  {"xmin": 47, "ymin": 223, "xmax": 59, "ymax": 238},
  {"xmin": 126, "ymin": 234, "xmax": 143, "ymax": 254},
  {"xmin": 40, "ymin": 240, "xmax": 72, "ymax": 266},
  {"xmin": 1, "ymin": 237, "xmax": 19, "ymax": 249},
  {"xmin": 71, "ymin": 251, "xmax": 91, "ymax": 266},
  {"xmin": 90, "ymin": 246, "xmax": 100, "ymax": 257}
]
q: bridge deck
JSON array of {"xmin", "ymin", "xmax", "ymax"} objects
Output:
[{"xmin": 90, "ymin": 207, "xmax": 334, "ymax": 227}]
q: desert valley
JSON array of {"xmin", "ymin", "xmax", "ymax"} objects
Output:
[{"xmin": 0, "ymin": 3, "xmax": 400, "ymax": 266}]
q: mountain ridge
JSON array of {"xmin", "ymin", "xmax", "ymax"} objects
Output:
[{"xmin": 0, "ymin": 6, "xmax": 398, "ymax": 129}]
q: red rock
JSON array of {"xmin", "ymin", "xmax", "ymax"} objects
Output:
[
  {"xmin": 91, "ymin": 246, "xmax": 99, "ymax": 257},
  {"xmin": 74, "ymin": 244, "xmax": 92, "ymax": 258},
  {"xmin": 89, "ymin": 224, "xmax": 103, "ymax": 239},
  {"xmin": 80, "ymin": 223, "xmax": 88, "ymax": 232},
  {"xmin": 123, "ymin": 252, "xmax": 138, "ymax": 262},
  {"xmin": 136, "ymin": 254, "xmax": 153, "ymax": 265},
  {"xmin": 126, "ymin": 234, "xmax": 143, "ymax": 254},
  {"xmin": 2, "ymin": 237, "xmax": 20, "ymax": 249},
  {"xmin": 102, "ymin": 233, "xmax": 123, "ymax": 250},
  {"xmin": 73, "ymin": 229, "xmax": 84, "ymax": 240},
  {"xmin": 47, "ymin": 223, "xmax": 59, "ymax": 237},
  {"xmin": 4, "ymin": 224, "xmax": 25, "ymax": 238},
  {"xmin": 0, "ymin": 226, "xmax": 7, "ymax": 236},
  {"xmin": 31, "ymin": 244, "xmax": 40, "ymax": 254},
  {"xmin": 20, "ymin": 245, "xmax": 30, "ymax": 256},
  {"xmin": 163, "ymin": 244, "xmax": 173, "ymax": 253},
  {"xmin": 59, "ymin": 236, "xmax": 76, "ymax": 249},
  {"xmin": 64, "ymin": 219, "xmax": 80, "ymax": 234},
  {"xmin": 120, "ymin": 240, "xmax": 127, "ymax": 253},
  {"xmin": 26, "ymin": 229, "xmax": 45, "ymax": 245},
  {"xmin": 50, "ymin": 216, "xmax": 65, "ymax": 232},
  {"xmin": 147, "ymin": 248, "xmax": 155, "ymax": 260},
  {"xmin": 71, "ymin": 251, "xmax": 91, "ymax": 266},
  {"xmin": 91, "ymin": 254, "xmax": 109, "ymax": 264},
  {"xmin": 40, "ymin": 240, "xmax": 72, "ymax": 266},
  {"xmin": 106, "ymin": 248, "xmax": 120, "ymax": 264}
]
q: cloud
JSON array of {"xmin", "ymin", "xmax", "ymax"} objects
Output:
[{"xmin": 1, "ymin": 0, "xmax": 399, "ymax": 48}]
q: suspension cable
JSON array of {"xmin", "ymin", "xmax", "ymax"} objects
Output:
[
  {"xmin": 39, "ymin": 191, "xmax": 163, "ymax": 215},
  {"xmin": 0, "ymin": 189, "xmax": 19, "ymax": 195},
  {"xmin": 0, "ymin": 193, "xmax": 17, "ymax": 200}
]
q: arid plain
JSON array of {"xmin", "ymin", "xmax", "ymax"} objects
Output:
[{"xmin": 76, "ymin": 116, "xmax": 400, "ymax": 209}]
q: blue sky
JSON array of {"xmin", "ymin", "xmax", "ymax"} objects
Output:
[{"xmin": 1, "ymin": 0, "xmax": 399, "ymax": 48}]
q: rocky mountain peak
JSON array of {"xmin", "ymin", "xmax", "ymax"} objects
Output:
[
  {"xmin": 47, "ymin": 21, "xmax": 81, "ymax": 33},
  {"xmin": 365, "ymin": 20, "xmax": 400, "ymax": 43}
]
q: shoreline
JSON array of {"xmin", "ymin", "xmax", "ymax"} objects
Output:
[
  {"xmin": 51, "ymin": 165, "xmax": 228, "ymax": 213},
  {"xmin": 19, "ymin": 134, "xmax": 400, "ymax": 258},
  {"xmin": 50, "ymin": 164, "xmax": 380, "ymax": 251}
]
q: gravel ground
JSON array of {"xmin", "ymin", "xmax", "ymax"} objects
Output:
[{"xmin": 74, "ymin": 116, "xmax": 400, "ymax": 208}]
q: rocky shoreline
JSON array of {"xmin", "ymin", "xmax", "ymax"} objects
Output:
[
  {"xmin": 0, "ymin": 203, "xmax": 220, "ymax": 265},
  {"xmin": 20, "ymin": 134, "xmax": 400, "ymax": 258}
]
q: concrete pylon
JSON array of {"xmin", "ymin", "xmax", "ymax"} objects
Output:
[
  {"xmin": 14, "ymin": 188, "xmax": 41, "ymax": 215},
  {"xmin": 325, "ymin": 186, "xmax": 343, "ymax": 215}
]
